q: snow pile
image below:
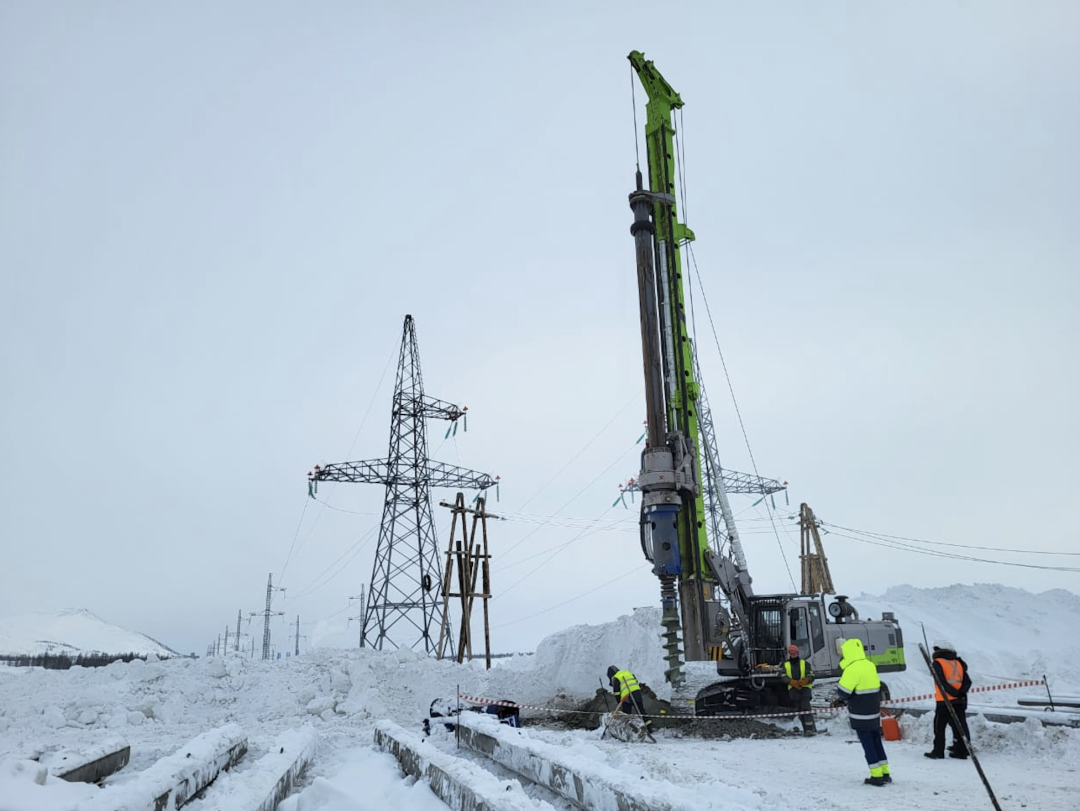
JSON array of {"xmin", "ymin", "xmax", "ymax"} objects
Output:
[
  {"xmin": 852, "ymin": 584, "xmax": 1080, "ymax": 705},
  {"xmin": 0, "ymin": 583, "xmax": 1078, "ymax": 811},
  {"xmin": 507, "ymin": 606, "xmax": 670, "ymax": 702}
]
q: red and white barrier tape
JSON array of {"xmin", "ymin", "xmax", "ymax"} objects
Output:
[
  {"xmin": 458, "ymin": 678, "xmax": 1047, "ymax": 723},
  {"xmin": 458, "ymin": 692, "xmax": 816, "ymax": 721},
  {"xmin": 881, "ymin": 679, "xmax": 1046, "ymax": 706}
]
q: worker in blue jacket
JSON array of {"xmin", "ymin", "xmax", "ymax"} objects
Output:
[{"xmin": 832, "ymin": 637, "xmax": 892, "ymax": 787}]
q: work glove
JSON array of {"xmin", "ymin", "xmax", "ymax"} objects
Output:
[{"xmin": 830, "ymin": 698, "xmax": 846, "ymax": 709}]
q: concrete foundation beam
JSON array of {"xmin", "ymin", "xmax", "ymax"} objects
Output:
[
  {"xmin": 78, "ymin": 723, "xmax": 248, "ymax": 811},
  {"xmin": 247, "ymin": 728, "xmax": 317, "ymax": 811},
  {"xmin": 41, "ymin": 738, "xmax": 131, "ymax": 784},
  {"xmin": 374, "ymin": 721, "xmax": 552, "ymax": 811},
  {"xmin": 455, "ymin": 713, "xmax": 712, "ymax": 811},
  {"xmin": 199, "ymin": 727, "xmax": 317, "ymax": 811}
]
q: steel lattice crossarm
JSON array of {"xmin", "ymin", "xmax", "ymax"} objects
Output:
[
  {"xmin": 713, "ymin": 469, "xmax": 786, "ymax": 496},
  {"xmin": 309, "ymin": 314, "xmax": 499, "ymax": 655},
  {"xmin": 410, "ymin": 394, "xmax": 468, "ymax": 422},
  {"xmin": 310, "ymin": 460, "xmax": 496, "ymax": 491},
  {"xmin": 620, "ymin": 468, "xmax": 785, "ymax": 498}
]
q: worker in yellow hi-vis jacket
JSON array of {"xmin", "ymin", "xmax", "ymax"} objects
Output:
[
  {"xmin": 832, "ymin": 638, "xmax": 892, "ymax": 787},
  {"xmin": 607, "ymin": 665, "xmax": 655, "ymax": 742}
]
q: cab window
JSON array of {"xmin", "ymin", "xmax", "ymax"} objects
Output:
[
  {"xmin": 789, "ymin": 607, "xmax": 810, "ymax": 653},
  {"xmin": 808, "ymin": 603, "xmax": 825, "ymax": 652}
]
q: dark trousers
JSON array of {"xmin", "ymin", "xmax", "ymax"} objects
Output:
[
  {"xmin": 788, "ymin": 688, "xmax": 816, "ymax": 732},
  {"xmin": 855, "ymin": 728, "xmax": 889, "ymax": 774},
  {"xmin": 932, "ymin": 700, "xmax": 970, "ymax": 755},
  {"xmin": 619, "ymin": 691, "xmax": 652, "ymax": 730}
]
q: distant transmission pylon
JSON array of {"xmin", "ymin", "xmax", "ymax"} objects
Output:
[
  {"xmin": 309, "ymin": 314, "xmax": 496, "ymax": 653},
  {"xmin": 262, "ymin": 574, "xmax": 272, "ymax": 659},
  {"xmin": 258, "ymin": 573, "xmax": 285, "ymax": 660}
]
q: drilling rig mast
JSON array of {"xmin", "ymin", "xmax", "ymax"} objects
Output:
[{"xmin": 626, "ymin": 51, "xmax": 904, "ymax": 711}]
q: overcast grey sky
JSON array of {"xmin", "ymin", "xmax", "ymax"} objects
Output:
[{"xmin": 2, "ymin": 1, "xmax": 1077, "ymax": 657}]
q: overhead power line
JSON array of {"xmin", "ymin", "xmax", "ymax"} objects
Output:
[
  {"xmin": 823, "ymin": 527, "xmax": 1080, "ymax": 573},
  {"xmin": 820, "ymin": 520, "xmax": 1080, "ymax": 557}
]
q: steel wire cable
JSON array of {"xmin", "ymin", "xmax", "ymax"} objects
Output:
[
  {"xmin": 288, "ymin": 523, "xmax": 380, "ymax": 600},
  {"xmin": 630, "ymin": 62, "xmax": 641, "ymax": 172},
  {"xmin": 819, "ymin": 520, "xmax": 1080, "ymax": 556},
  {"xmin": 493, "ymin": 564, "xmax": 642, "ymax": 630},
  {"xmin": 498, "ymin": 419, "xmax": 642, "ymax": 561},
  {"xmin": 285, "ymin": 389, "xmax": 638, "ymax": 629},
  {"xmin": 511, "ymin": 390, "xmax": 640, "ymax": 515},
  {"xmin": 682, "ymin": 227, "xmax": 795, "ymax": 587},
  {"xmin": 278, "ymin": 343, "xmax": 396, "ymax": 584},
  {"xmin": 823, "ymin": 528, "xmax": 1080, "ymax": 573}
]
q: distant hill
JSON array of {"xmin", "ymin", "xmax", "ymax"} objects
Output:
[{"xmin": 0, "ymin": 608, "xmax": 178, "ymax": 659}]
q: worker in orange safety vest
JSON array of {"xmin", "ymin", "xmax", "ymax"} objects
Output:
[{"xmin": 925, "ymin": 640, "xmax": 973, "ymax": 759}]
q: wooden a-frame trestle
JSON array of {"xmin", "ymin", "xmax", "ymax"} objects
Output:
[{"xmin": 436, "ymin": 493, "xmax": 495, "ymax": 668}]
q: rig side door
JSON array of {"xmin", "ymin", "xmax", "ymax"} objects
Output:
[{"xmin": 788, "ymin": 600, "xmax": 829, "ymax": 669}]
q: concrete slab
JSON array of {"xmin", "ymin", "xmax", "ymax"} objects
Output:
[
  {"xmin": 76, "ymin": 723, "xmax": 248, "ymax": 811},
  {"xmin": 40, "ymin": 738, "xmax": 131, "ymax": 784},
  {"xmin": 454, "ymin": 713, "xmax": 713, "ymax": 811},
  {"xmin": 374, "ymin": 720, "xmax": 553, "ymax": 811}
]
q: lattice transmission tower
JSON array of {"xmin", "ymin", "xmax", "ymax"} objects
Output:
[{"xmin": 310, "ymin": 314, "xmax": 496, "ymax": 653}]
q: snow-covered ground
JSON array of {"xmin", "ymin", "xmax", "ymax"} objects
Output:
[{"xmin": 1, "ymin": 583, "xmax": 1077, "ymax": 810}]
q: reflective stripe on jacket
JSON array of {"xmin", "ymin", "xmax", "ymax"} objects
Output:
[
  {"xmin": 837, "ymin": 638, "xmax": 882, "ymax": 731},
  {"xmin": 612, "ymin": 669, "xmax": 641, "ymax": 701},
  {"xmin": 934, "ymin": 657, "xmax": 965, "ymax": 702}
]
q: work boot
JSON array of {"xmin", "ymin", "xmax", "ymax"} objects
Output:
[
  {"xmin": 864, "ymin": 777, "xmax": 887, "ymax": 787},
  {"xmin": 802, "ymin": 729, "xmax": 816, "ymax": 737},
  {"xmin": 949, "ymin": 751, "xmax": 968, "ymax": 759},
  {"xmin": 924, "ymin": 751, "xmax": 945, "ymax": 759},
  {"xmin": 882, "ymin": 774, "xmax": 893, "ymax": 784}
]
